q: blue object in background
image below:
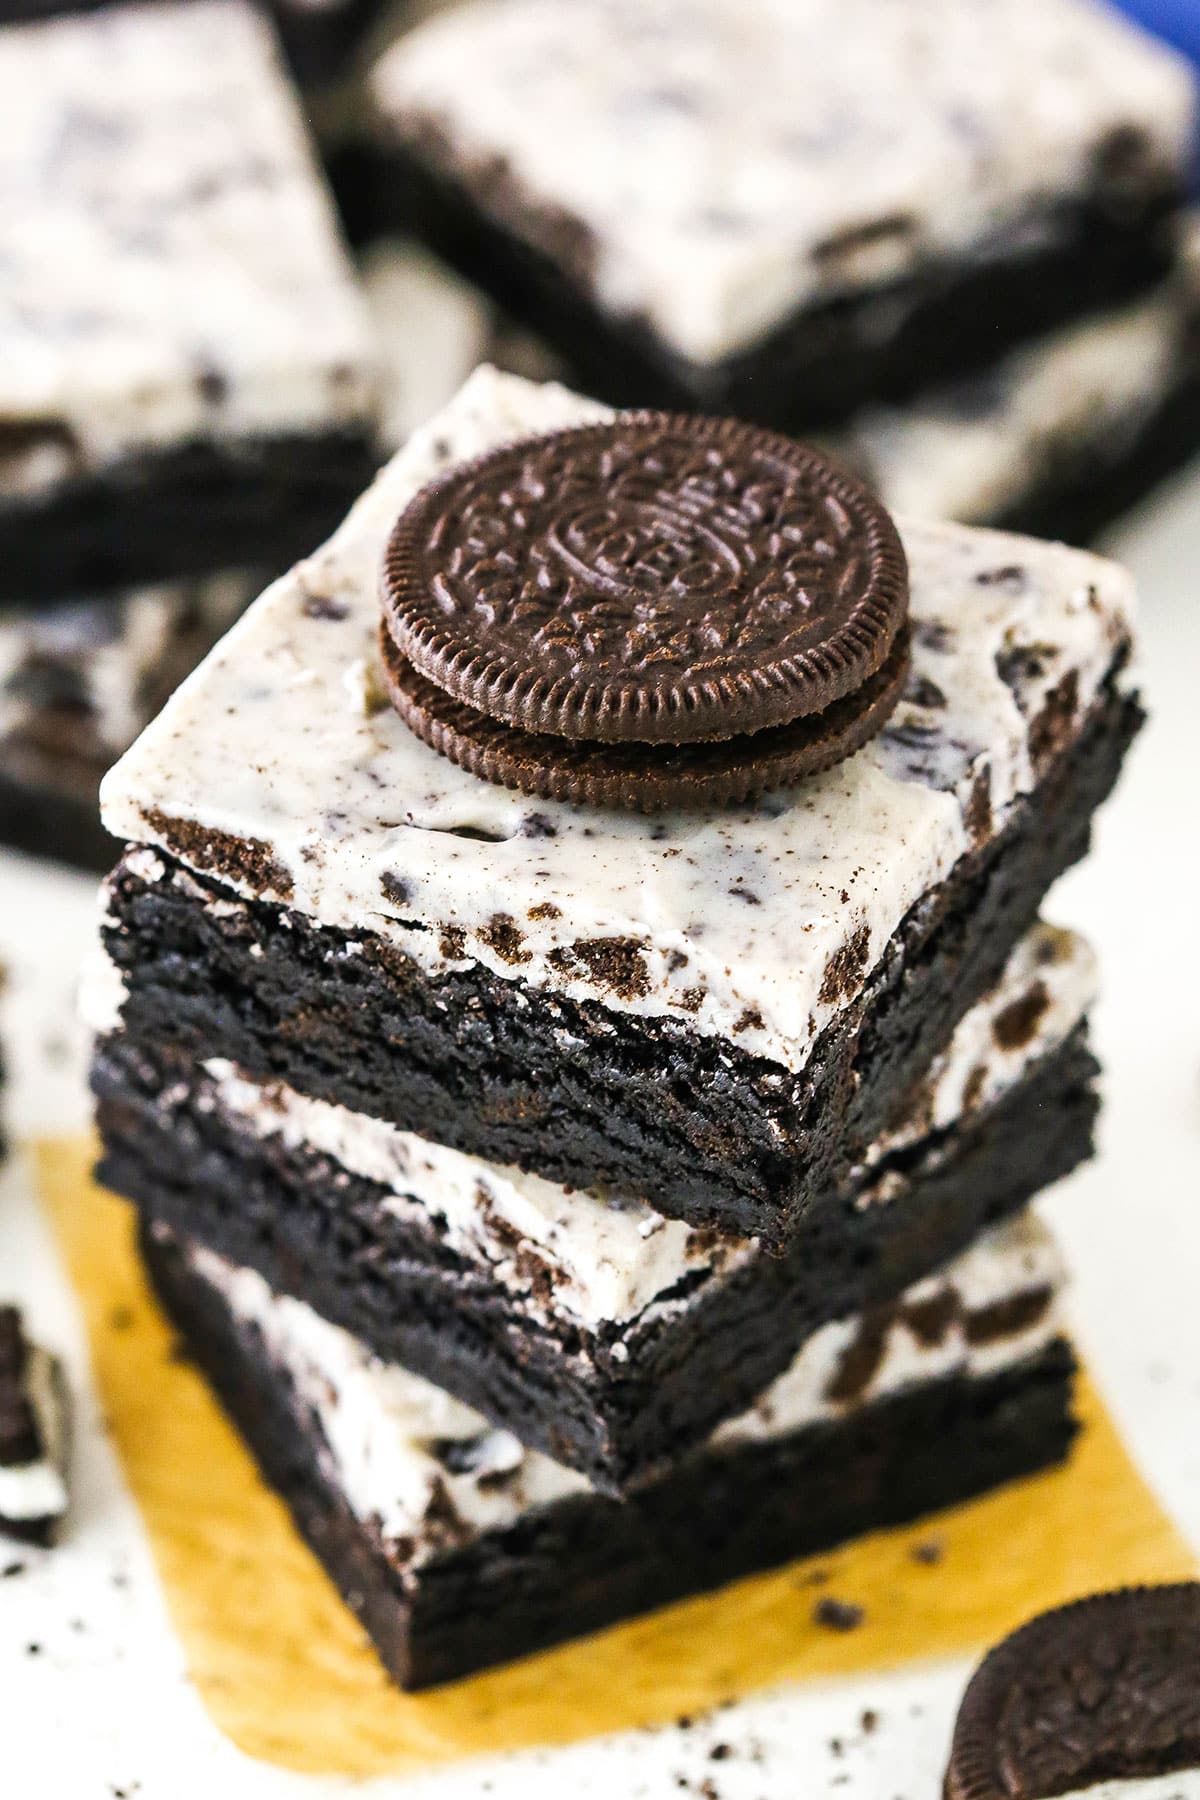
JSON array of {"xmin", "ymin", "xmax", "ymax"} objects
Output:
[{"xmin": 1115, "ymin": 0, "xmax": 1200, "ymax": 66}]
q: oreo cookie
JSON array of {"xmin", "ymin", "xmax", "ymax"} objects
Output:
[
  {"xmin": 946, "ymin": 1585, "xmax": 1200, "ymax": 1800},
  {"xmin": 380, "ymin": 414, "xmax": 909, "ymax": 809}
]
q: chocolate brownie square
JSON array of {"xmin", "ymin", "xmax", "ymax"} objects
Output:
[
  {"xmin": 93, "ymin": 368, "xmax": 1142, "ymax": 1250},
  {"xmin": 365, "ymin": 0, "xmax": 1197, "ymax": 429},
  {"xmin": 92, "ymin": 922, "xmax": 1099, "ymax": 1489},
  {"xmin": 0, "ymin": 574, "xmax": 258, "ymax": 869},
  {"xmin": 0, "ymin": 0, "xmax": 379, "ymax": 603},
  {"xmin": 142, "ymin": 1209, "xmax": 1078, "ymax": 1688}
]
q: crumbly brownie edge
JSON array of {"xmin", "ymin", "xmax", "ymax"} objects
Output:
[
  {"xmin": 94, "ymin": 1026, "xmax": 1097, "ymax": 1492},
  {"xmin": 101, "ymin": 670, "xmax": 1141, "ymax": 1246},
  {"xmin": 141, "ymin": 1218, "xmax": 1079, "ymax": 1690},
  {"xmin": 0, "ymin": 429, "xmax": 377, "ymax": 605},
  {"xmin": 364, "ymin": 128, "xmax": 1182, "ymax": 429}
]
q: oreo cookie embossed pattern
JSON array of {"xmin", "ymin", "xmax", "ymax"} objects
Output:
[{"xmin": 380, "ymin": 415, "xmax": 910, "ymax": 807}]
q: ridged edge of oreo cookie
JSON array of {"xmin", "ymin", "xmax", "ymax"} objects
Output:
[
  {"xmin": 380, "ymin": 413, "xmax": 909, "ymax": 747},
  {"xmin": 380, "ymin": 622, "xmax": 911, "ymax": 812},
  {"xmin": 946, "ymin": 1584, "xmax": 1200, "ymax": 1800}
]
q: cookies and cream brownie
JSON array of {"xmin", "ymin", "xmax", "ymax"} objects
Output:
[
  {"xmin": 94, "ymin": 368, "xmax": 1141, "ymax": 1249},
  {"xmin": 0, "ymin": 574, "xmax": 258, "ymax": 869},
  {"xmin": 91, "ymin": 923, "xmax": 1099, "ymax": 1489},
  {"xmin": 0, "ymin": 1308, "xmax": 69, "ymax": 1547},
  {"xmin": 946, "ymin": 1585, "xmax": 1200, "ymax": 1800},
  {"xmin": 366, "ymin": 0, "xmax": 1196, "ymax": 429},
  {"xmin": 840, "ymin": 228, "xmax": 1200, "ymax": 543},
  {"xmin": 142, "ymin": 1210, "xmax": 1078, "ymax": 1688},
  {"xmin": 0, "ymin": 0, "xmax": 378, "ymax": 601}
]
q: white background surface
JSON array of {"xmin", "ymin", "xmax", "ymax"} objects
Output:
[{"xmin": 0, "ymin": 465, "xmax": 1198, "ymax": 1797}]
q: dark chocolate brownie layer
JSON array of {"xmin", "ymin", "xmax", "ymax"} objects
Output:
[
  {"xmin": 142, "ymin": 1219, "xmax": 1079, "ymax": 1690},
  {"xmin": 370, "ymin": 128, "xmax": 1183, "ymax": 431},
  {"xmin": 0, "ymin": 430, "xmax": 376, "ymax": 606},
  {"xmin": 94, "ymin": 1027, "xmax": 1097, "ymax": 1491},
  {"xmin": 101, "ymin": 668, "xmax": 1141, "ymax": 1249}
]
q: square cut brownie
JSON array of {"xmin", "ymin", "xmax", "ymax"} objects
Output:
[
  {"xmin": 91, "ymin": 923, "xmax": 1099, "ymax": 1490},
  {"xmin": 0, "ymin": 0, "xmax": 379, "ymax": 602},
  {"xmin": 366, "ymin": 0, "xmax": 1197, "ymax": 429},
  {"xmin": 0, "ymin": 1308, "xmax": 70, "ymax": 1546},
  {"xmin": 0, "ymin": 574, "xmax": 258, "ymax": 870},
  {"xmin": 142, "ymin": 1210, "xmax": 1078, "ymax": 1689},
  {"xmin": 95, "ymin": 368, "xmax": 1142, "ymax": 1250},
  {"xmin": 834, "ymin": 223, "xmax": 1200, "ymax": 543}
]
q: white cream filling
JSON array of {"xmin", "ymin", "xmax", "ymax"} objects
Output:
[
  {"xmin": 370, "ymin": 0, "xmax": 1195, "ymax": 363},
  {"xmin": 125, "ymin": 921, "xmax": 1094, "ymax": 1331},
  {"xmin": 0, "ymin": 1346, "xmax": 69, "ymax": 1525},
  {"xmin": 100, "ymin": 368, "xmax": 1137, "ymax": 1076},
  {"xmin": 0, "ymin": 0, "xmax": 376, "ymax": 478},
  {"xmin": 180, "ymin": 1211, "xmax": 1065, "ymax": 1556}
]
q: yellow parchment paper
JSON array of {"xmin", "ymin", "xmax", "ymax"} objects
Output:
[{"xmin": 38, "ymin": 1137, "xmax": 1196, "ymax": 1779}]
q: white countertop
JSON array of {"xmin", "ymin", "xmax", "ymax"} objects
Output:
[{"xmin": 1, "ymin": 459, "xmax": 1198, "ymax": 1798}]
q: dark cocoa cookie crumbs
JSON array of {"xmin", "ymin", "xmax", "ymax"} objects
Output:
[{"xmin": 814, "ymin": 1597, "xmax": 865, "ymax": 1632}]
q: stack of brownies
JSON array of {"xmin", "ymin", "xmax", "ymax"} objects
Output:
[
  {"xmin": 357, "ymin": 0, "xmax": 1200, "ymax": 541},
  {"xmin": 0, "ymin": 0, "xmax": 378, "ymax": 867},
  {"xmin": 88, "ymin": 364, "xmax": 1142, "ymax": 1689}
]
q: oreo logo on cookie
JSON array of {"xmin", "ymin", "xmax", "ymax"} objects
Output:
[
  {"xmin": 947, "ymin": 1584, "xmax": 1200, "ymax": 1800},
  {"xmin": 380, "ymin": 413, "xmax": 910, "ymax": 809}
]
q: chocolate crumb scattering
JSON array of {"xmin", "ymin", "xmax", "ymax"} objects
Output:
[{"xmin": 815, "ymin": 1597, "xmax": 865, "ymax": 1632}]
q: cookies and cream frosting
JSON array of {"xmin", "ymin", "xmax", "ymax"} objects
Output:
[
  {"xmin": 0, "ymin": 0, "xmax": 375, "ymax": 490},
  {"xmin": 101, "ymin": 368, "xmax": 1137, "ymax": 1076},
  {"xmin": 174, "ymin": 1211, "xmax": 1066, "ymax": 1555},
  {"xmin": 370, "ymin": 0, "xmax": 1196, "ymax": 363}
]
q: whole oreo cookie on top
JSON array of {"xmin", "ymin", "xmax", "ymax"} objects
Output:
[
  {"xmin": 379, "ymin": 412, "xmax": 910, "ymax": 810},
  {"xmin": 946, "ymin": 1585, "xmax": 1200, "ymax": 1800}
]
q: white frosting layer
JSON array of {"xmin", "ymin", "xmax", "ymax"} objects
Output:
[
  {"xmin": 1053, "ymin": 1780, "xmax": 1200, "ymax": 1800},
  {"xmin": 361, "ymin": 240, "xmax": 495, "ymax": 450},
  {"xmin": 0, "ymin": 0, "xmax": 376, "ymax": 484},
  {"xmin": 101, "ymin": 368, "xmax": 1137, "ymax": 1075},
  {"xmin": 370, "ymin": 0, "xmax": 1196, "ymax": 363},
  {"xmin": 0, "ymin": 574, "xmax": 254, "ymax": 756},
  {"xmin": 842, "ymin": 274, "xmax": 1200, "ymax": 525},
  {"xmin": 181, "ymin": 1211, "xmax": 1065, "ymax": 1555},
  {"xmin": 0, "ymin": 1345, "xmax": 70, "ymax": 1525},
  {"xmin": 161, "ymin": 922, "xmax": 1095, "ymax": 1330}
]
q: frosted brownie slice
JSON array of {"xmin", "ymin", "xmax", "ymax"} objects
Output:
[
  {"xmin": 366, "ymin": 0, "xmax": 1196, "ymax": 429},
  {"xmin": 93, "ymin": 924, "xmax": 1098, "ymax": 1490},
  {"xmin": 0, "ymin": 1308, "xmax": 69, "ymax": 1546},
  {"xmin": 836, "ymin": 224, "xmax": 1200, "ymax": 543},
  {"xmin": 0, "ymin": 574, "xmax": 257, "ymax": 870},
  {"xmin": 0, "ymin": 0, "xmax": 377, "ymax": 602},
  {"xmin": 95, "ymin": 368, "xmax": 1141, "ymax": 1247},
  {"xmin": 142, "ymin": 1211, "xmax": 1077, "ymax": 1688}
]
